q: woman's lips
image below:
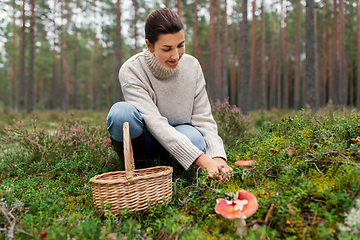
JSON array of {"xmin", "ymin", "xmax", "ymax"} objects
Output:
[{"xmin": 167, "ymin": 60, "xmax": 177, "ymax": 65}]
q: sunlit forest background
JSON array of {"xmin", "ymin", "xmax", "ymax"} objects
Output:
[{"xmin": 0, "ymin": 0, "xmax": 359, "ymax": 113}]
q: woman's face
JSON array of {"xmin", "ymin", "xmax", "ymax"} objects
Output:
[{"xmin": 146, "ymin": 30, "xmax": 185, "ymax": 69}]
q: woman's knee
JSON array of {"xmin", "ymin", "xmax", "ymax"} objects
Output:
[
  {"xmin": 107, "ymin": 102, "xmax": 144, "ymax": 141},
  {"xmin": 175, "ymin": 124, "xmax": 206, "ymax": 152}
]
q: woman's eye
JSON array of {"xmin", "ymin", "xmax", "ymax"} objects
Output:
[
  {"xmin": 178, "ymin": 44, "xmax": 184, "ymax": 48},
  {"xmin": 163, "ymin": 49, "xmax": 171, "ymax": 52}
]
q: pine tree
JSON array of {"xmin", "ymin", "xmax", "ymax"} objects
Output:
[
  {"xmin": 193, "ymin": 0, "xmax": 198, "ymax": 59},
  {"xmin": 305, "ymin": 0, "xmax": 319, "ymax": 110},
  {"xmin": 260, "ymin": 0, "xmax": 266, "ymax": 110},
  {"xmin": 114, "ymin": 0, "xmax": 122, "ymax": 102},
  {"xmin": 221, "ymin": 0, "xmax": 229, "ymax": 101},
  {"xmin": 27, "ymin": 0, "xmax": 35, "ymax": 113},
  {"xmin": 294, "ymin": 0, "xmax": 301, "ymax": 109},
  {"xmin": 338, "ymin": 0, "xmax": 346, "ymax": 106},
  {"xmin": 51, "ymin": 0, "xmax": 58, "ymax": 110},
  {"xmin": 18, "ymin": 0, "xmax": 26, "ymax": 112},
  {"xmin": 239, "ymin": 0, "xmax": 249, "ymax": 113},
  {"xmin": 250, "ymin": 0, "xmax": 257, "ymax": 109},
  {"xmin": 357, "ymin": 0, "xmax": 360, "ymax": 108}
]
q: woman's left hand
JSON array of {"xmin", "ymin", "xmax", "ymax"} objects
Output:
[{"xmin": 213, "ymin": 157, "xmax": 233, "ymax": 178}]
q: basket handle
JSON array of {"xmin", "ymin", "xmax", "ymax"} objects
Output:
[{"xmin": 123, "ymin": 122, "xmax": 135, "ymax": 184}]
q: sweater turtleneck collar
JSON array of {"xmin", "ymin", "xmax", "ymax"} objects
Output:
[{"xmin": 144, "ymin": 48, "xmax": 182, "ymax": 79}]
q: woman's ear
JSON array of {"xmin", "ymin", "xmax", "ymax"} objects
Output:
[{"xmin": 145, "ymin": 39, "xmax": 154, "ymax": 53}]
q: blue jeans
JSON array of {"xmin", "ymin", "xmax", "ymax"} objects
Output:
[{"xmin": 106, "ymin": 102, "xmax": 206, "ymax": 160}]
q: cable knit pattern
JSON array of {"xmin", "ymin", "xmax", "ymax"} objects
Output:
[
  {"xmin": 143, "ymin": 49, "xmax": 182, "ymax": 79},
  {"xmin": 119, "ymin": 49, "xmax": 227, "ymax": 170}
]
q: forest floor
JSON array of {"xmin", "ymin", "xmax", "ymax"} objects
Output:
[{"xmin": 1, "ymin": 105, "xmax": 360, "ymax": 239}]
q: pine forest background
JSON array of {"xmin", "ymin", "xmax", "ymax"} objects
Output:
[{"xmin": 0, "ymin": 0, "xmax": 359, "ymax": 113}]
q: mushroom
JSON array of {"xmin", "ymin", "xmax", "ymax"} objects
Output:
[
  {"xmin": 234, "ymin": 160, "xmax": 256, "ymax": 179},
  {"xmin": 234, "ymin": 160, "xmax": 256, "ymax": 170},
  {"xmin": 215, "ymin": 190, "xmax": 259, "ymax": 237}
]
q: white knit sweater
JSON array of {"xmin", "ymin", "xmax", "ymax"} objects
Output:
[{"xmin": 119, "ymin": 49, "xmax": 227, "ymax": 170}]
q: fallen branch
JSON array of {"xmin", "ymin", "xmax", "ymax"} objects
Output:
[
  {"xmin": 312, "ymin": 162, "xmax": 323, "ymax": 174},
  {"xmin": 305, "ymin": 159, "xmax": 359, "ymax": 166},
  {"xmin": 264, "ymin": 203, "xmax": 275, "ymax": 225},
  {"xmin": 305, "ymin": 150, "xmax": 359, "ymax": 166},
  {"xmin": 0, "ymin": 205, "xmax": 33, "ymax": 239}
]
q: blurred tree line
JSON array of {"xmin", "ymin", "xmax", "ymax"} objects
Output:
[{"xmin": 0, "ymin": 0, "xmax": 359, "ymax": 113}]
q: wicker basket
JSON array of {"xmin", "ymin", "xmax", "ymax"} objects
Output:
[{"xmin": 89, "ymin": 122, "xmax": 173, "ymax": 213}]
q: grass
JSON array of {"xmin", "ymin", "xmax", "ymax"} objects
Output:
[{"xmin": 1, "ymin": 104, "xmax": 360, "ymax": 239}]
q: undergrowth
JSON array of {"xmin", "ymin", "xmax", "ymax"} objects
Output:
[{"xmin": 0, "ymin": 105, "xmax": 360, "ymax": 239}]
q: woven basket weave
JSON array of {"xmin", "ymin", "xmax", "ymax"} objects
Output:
[{"xmin": 89, "ymin": 122, "xmax": 173, "ymax": 213}]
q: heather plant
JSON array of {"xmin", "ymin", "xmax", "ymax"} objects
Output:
[
  {"xmin": 211, "ymin": 99, "xmax": 254, "ymax": 147},
  {"xmin": 1, "ymin": 117, "xmax": 113, "ymax": 174}
]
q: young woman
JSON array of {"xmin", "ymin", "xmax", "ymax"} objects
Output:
[{"xmin": 106, "ymin": 8, "xmax": 232, "ymax": 179}]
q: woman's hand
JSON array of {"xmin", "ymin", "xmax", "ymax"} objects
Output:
[
  {"xmin": 213, "ymin": 157, "xmax": 233, "ymax": 175},
  {"xmin": 195, "ymin": 154, "xmax": 232, "ymax": 180}
]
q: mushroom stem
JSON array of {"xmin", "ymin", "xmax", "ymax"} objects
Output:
[{"xmin": 235, "ymin": 218, "xmax": 247, "ymax": 237}]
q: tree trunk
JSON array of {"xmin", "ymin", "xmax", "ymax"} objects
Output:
[
  {"xmin": 269, "ymin": 17, "xmax": 275, "ymax": 109},
  {"xmin": 193, "ymin": 0, "xmax": 198, "ymax": 59},
  {"xmin": 239, "ymin": 0, "xmax": 249, "ymax": 113},
  {"xmin": 64, "ymin": 0, "xmax": 69, "ymax": 111},
  {"xmin": 214, "ymin": 0, "xmax": 221, "ymax": 100},
  {"xmin": 305, "ymin": 0, "xmax": 319, "ymax": 110},
  {"xmin": 237, "ymin": 3, "xmax": 241, "ymax": 108},
  {"xmin": 60, "ymin": 0, "xmax": 65, "ymax": 111},
  {"xmin": 283, "ymin": 3, "xmax": 288, "ymax": 109},
  {"xmin": 208, "ymin": 0, "xmax": 215, "ymax": 100},
  {"xmin": 277, "ymin": 0, "xmax": 283, "ymax": 109},
  {"xmin": 314, "ymin": 6, "xmax": 319, "ymax": 108},
  {"xmin": 18, "ymin": 0, "xmax": 26, "ymax": 112},
  {"xmin": 330, "ymin": 0, "xmax": 338, "ymax": 104},
  {"xmin": 328, "ymin": 22, "xmax": 333, "ymax": 106},
  {"xmin": 260, "ymin": 0, "xmax": 266, "ymax": 110},
  {"xmin": 133, "ymin": 0, "xmax": 138, "ymax": 54},
  {"xmin": 294, "ymin": 0, "xmax": 301, "ymax": 109},
  {"xmin": 11, "ymin": 2, "xmax": 17, "ymax": 110},
  {"xmin": 27, "ymin": 0, "xmax": 35, "ymax": 112},
  {"xmin": 92, "ymin": 1, "xmax": 97, "ymax": 110},
  {"xmin": 100, "ymin": 44, "xmax": 104, "ymax": 109},
  {"xmin": 38, "ymin": 55, "xmax": 45, "ymax": 109},
  {"xmin": 357, "ymin": 0, "xmax": 360, "ymax": 108},
  {"xmin": 338, "ymin": 0, "xmax": 346, "ymax": 106},
  {"xmin": 177, "ymin": 0, "xmax": 181, "ymax": 17},
  {"xmin": 52, "ymin": 35, "xmax": 58, "ymax": 109},
  {"xmin": 230, "ymin": 10, "xmax": 237, "ymax": 105},
  {"xmin": 302, "ymin": 56, "xmax": 306, "ymax": 107},
  {"xmin": 349, "ymin": 60, "xmax": 353, "ymax": 106},
  {"xmin": 84, "ymin": 50, "xmax": 89, "ymax": 109},
  {"xmin": 221, "ymin": 0, "xmax": 228, "ymax": 101},
  {"xmin": 73, "ymin": 29, "xmax": 78, "ymax": 109},
  {"xmin": 114, "ymin": 0, "xmax": 122, "ymax": 102},
  {"xmin": 321, "ymin": 2, "xmax": 327, "ymax": 107},
  {"xmin": 250, "ymin": 0, "xmax": 257, "ymax": 109}
]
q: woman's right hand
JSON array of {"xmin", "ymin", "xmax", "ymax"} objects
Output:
[{"xmin": 195, "ymin": 154, "xmax": 230, "ymax": 180}]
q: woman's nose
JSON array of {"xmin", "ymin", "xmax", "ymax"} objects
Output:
[{"xmin": 170, "ymin": 49, "xmax": 179, "ymax": 60}]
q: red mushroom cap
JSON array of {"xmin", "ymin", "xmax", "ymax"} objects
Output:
[
  {"xmin": 234, "ymin": 160, "xmax": 256, "ymax": 167},
  {"xmin": 215, "ymin": 190, "xmax": 259, "ymax": 220},
  {"xmin": 234, "ymin": 190, "xmax": 258, "ymax": 217}
]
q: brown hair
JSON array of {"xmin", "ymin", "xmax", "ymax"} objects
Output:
[{"xmin": 145, "ymin": 8, "xmax": 184, "ymax": 46}]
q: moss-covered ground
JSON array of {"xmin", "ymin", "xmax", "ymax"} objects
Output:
[{"xmin": 1, "ymin": 104, "xmax": 360, "ymax": 239}]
